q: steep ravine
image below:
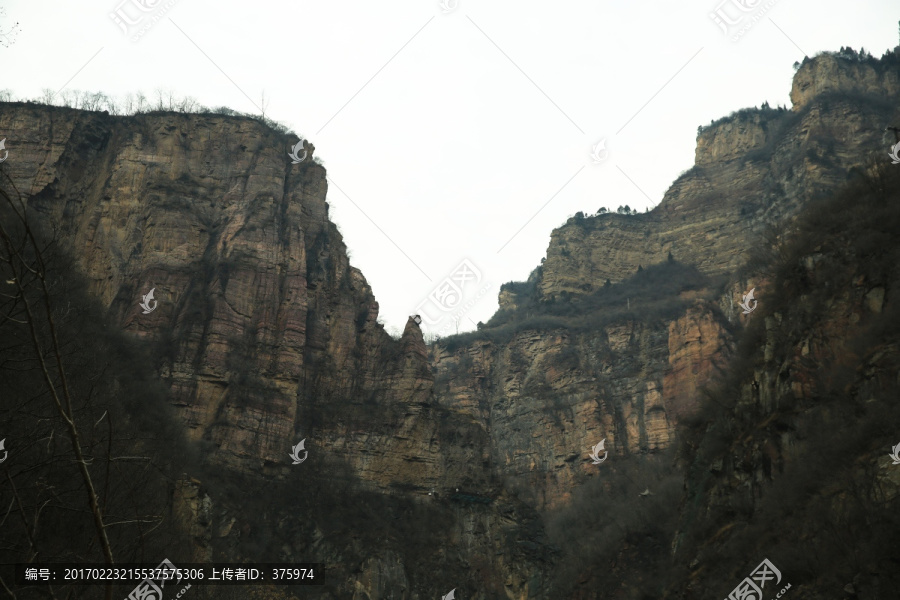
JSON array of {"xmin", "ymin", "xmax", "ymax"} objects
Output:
[{"xmin": 1, "ymin": 49, "xmax": 898, "ymax": 598}]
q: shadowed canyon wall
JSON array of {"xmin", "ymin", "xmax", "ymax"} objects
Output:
[{"xmin": 1, "ymin": 49, "xmax": 898, "ymax": 598}]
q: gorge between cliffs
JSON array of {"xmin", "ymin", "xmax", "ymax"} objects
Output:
[{"xmin": 1, "ymin": 47, "xmax": 900, "ymax": 600}]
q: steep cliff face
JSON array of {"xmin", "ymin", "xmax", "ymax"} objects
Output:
[
  {"xmin": 444, "ymin": 51, "xmax": 899, "ymax": 518},
  {"xmin": 430, "ymin": 298, "xmax": 732, "ymax": 510},
  {"xmin": 518, "ymin": 53, "xmax": 898, "ymax": 306},
  {"xmin": 666, "ymin": 164, "xmax": 900, "ymax": 600},
  {"xmin": 424, "ymin": 51, "xmax": 900, "ymax": 597},
  {"xmin": 790, "ymin": 51, "xmax": 900, "ymax": 110},
  {"xmin": 0, "ymin": 105, "xmax": 451, "ymax": 490},
  {"xmin": 2, "ymin": 49, "xmax": 898, "ymax": 599},
  {"xmin": 0, "ymin": 103, "xmax": 506, "ymax": 597}
]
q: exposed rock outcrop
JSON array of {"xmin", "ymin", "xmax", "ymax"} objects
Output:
[
  {"xmin": 2, "ymin": 48, "xmax": 898, "ymax": 599},
  {"xmin": 531, "ymin": 52, "xmax": 897, "ymax": 302}
]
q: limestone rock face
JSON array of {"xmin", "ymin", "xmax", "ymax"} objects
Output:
[
  {"xmin": 664, "ymin": 306, "xmax": 732, "ymax": 421},
  {"xmin": 430, "ymin": 301, "xmax": 731, "ymax": 510},
  {"xmin": 790, "ymin": 52, "xmax": 900, "ymax": 110},
  {"xmin": 694, "ymin": 111, "xmax": 770, "ymax": 166},
  {"xmin": 535, "ymin": 53, "xmax": 897, "ymax": 301},
  {"xmin": 0, "ymin": 106, "xmax": 444, "ymax": 493},
  {"xmin": 1, "ymin": 49, "xmax": 896, "ymax": 598}
]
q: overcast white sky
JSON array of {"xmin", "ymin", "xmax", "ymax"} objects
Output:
[{"xmin": 2, "ymin": 1, "xmax": 897, "ymax": 336}]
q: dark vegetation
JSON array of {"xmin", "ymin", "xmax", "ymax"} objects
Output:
[
  {"xmin": 200, "ymin": 455, "xmax": 463, "ymax": 599},
  {"xmin": 432, "ymin": 147, "xmax": 900, "ymax": 597},
  {"xmin": 0, "ymin": 171, "xmax": 198, "ymax": 598},
  {"xmin": 542, "ymin": 451, "xmax": 683, "ymax": 598},
  {"xmin": 828, "ymin": 45, "xmax": 900, "ymax": 67},
  {"xmin": 3, "ymin": 46, "xmax": 900, "ymax": 598},
  {"xmin": 697, "ymin": 100, "xmax": 791, "ymax": 137},
  {"xmin": 673, "ymin": 159, "xmax": 900, "ymax": 598},
  {"xmin": 571, "ymin": 206, "xmax": 641, "ymax": 220},
  {"xmin": 0, "ymin": 164, "xmax": 486, "ymax": 599},
  {"xmin": 440, "ymin": 260, "xmax": 715, "ymax": 353}
]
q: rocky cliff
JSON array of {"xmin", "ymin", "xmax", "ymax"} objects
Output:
[
  {"xmin": 445, "ymin": 47, "xmax": 898, "ymax": 512},
  {"xmin": 665, "ymin": 161, "xmax": 900, "ymax": 600},
  {"xmin": 0, "ymin": 104, "xmax": 493, "ymax": 596},
  {"xmin": 511, "ymin": 50, "xmax": 899, "ymax": 306},
  {"xmin": 1, "ymin": 48, "xmax": 898, "ymax": 599},
  {"xmin": 0, "ymin": 105, "xmax": 461, "ymax": 490},
  {"xmin": 427, "ymin": 49, "xmax": 900, "ymax": 597}
]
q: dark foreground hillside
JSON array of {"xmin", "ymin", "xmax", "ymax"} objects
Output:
[
  {"xmin": 665, "ymin": 160, "xmax": 900, "ymax": 600},
  {"xmin": 0, "ymin": 48, "xmax": 899, "ymax": 599}
]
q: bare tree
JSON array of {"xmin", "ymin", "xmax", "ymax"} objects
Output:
[
  {"xmin": 0, "ymin": 164, "xmax": 197, "ymax": 598},
  {"xmin": 79, "ymin": 90, "xmax": 92, "ymax": 110},
  {"xmin": 177, "ymin": 96, "xmax": 198, "ymax": 113},
  {"xmin": 84, "ymin": 91, "xmax": 109, "ymax": 112},
  {"xmin": 260, "ymin": 90, "xmax": 269, "ymax": 121},
  {"xmin": 58, "ymin": 89, "xmax": 75, "ymax": 108},
  {"xmin": 0, "ymin": 173, "xmax": 115, "ymax": 600},
  {"xmin": 121, "ymin": 92, "xmax": 135, "ymax": 114},
  {"xmin": 136, "ymin": 90, "xmax": 147, "ymax": 113}
]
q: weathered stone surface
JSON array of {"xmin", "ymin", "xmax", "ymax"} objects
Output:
[
  {"xmin": 663, "ymin": 306, "xmax": 731, "ymax": 421},
  {"xmin": 1, "ymin": 50, "xmax": 895, "ymax": 598},
  {"xmin": 430, "ymin": 303, "xmax": 728, "ymax": 510},
  {"xmin": 535, "ymin": 55, "xmax": 896, "ymax": 301},
  {"xmin": 0, "ymin": 106, "xmax": 461, "ymax": 499},
  {"xmin": 352, "ymin": 551, "xmax": 410, "ymax": 600},
  {"xmin": 790, "ymin": 52, "xmax": 900, "ymax": 110}
]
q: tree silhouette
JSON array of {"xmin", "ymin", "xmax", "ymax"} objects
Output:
[{"xmin": 0, "ymin": 171, "xmax": 194, "ymax": 599}]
